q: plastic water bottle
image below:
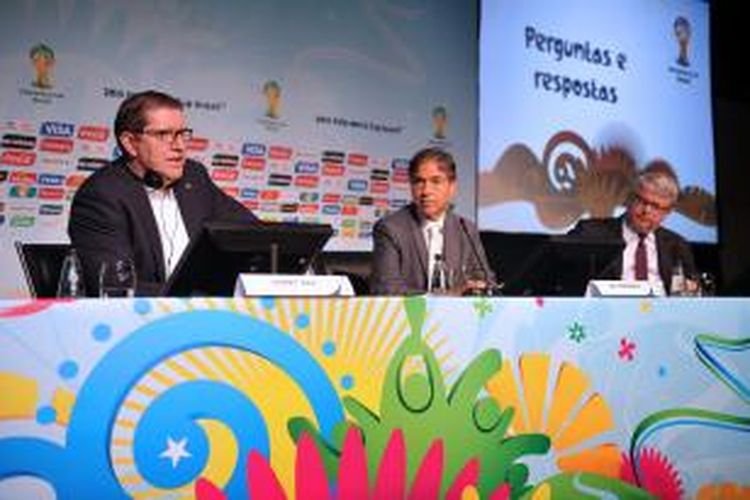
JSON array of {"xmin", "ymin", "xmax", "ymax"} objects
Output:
[
  {"xmin": 57, "ymin": 249, "xmax": 86, "ymax": 298},
  {"xmin": 670, "ymin": 262, "xmax": 686, "ymax": 297},
  {"xmin": 429, "ymin": 254, "xmax": 448, "ymax": 294}
]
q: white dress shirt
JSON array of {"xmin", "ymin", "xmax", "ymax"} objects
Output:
[{"xmin": 146, "ymin": 187, "xmax": 190, "ymax": 278}]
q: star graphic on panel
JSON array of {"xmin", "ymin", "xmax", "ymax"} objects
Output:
[
  {"xmin": 473, "ymin": 297, "xmax": 493, "ymax": 319},
  {"xmin": 567, "ymin": 321, "xmax": 586, "ymax": 343},
  {"xmin": 159, "ymin": 436, "xmax": 191, "ymax": 468}
]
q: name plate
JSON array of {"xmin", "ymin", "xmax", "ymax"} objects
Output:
[
  {"xmin": 234, "ymin": 274, "xmax": 355, "ymax": 297},
  {"xmin": 585, "ymin": 280, "xmax": 662, "ymax": 297}
]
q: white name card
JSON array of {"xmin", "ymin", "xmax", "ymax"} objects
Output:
[
  {"xmin": 234, "ymin": 274, "xmax": 354, "ymax": 297},
  {"xmin": 585, "ymin": 280, "xmax": 662, "ymax": 297}
]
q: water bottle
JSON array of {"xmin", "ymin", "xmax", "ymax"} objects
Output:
[
  {"xmin": 429, "ymin": 254, "xmax": 448, "ymax": 294},
  {"xmin": 57, "ymin": 249, "xmax": 87, "ymax": 298},
  {"xmin": 670, "ymin": 262, "xmax": 686, "ymax": 297}
]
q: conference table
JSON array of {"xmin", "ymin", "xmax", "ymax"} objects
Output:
[{"xmin": 0, "ymin": 296, "xmax": 748, "ymax": 499}]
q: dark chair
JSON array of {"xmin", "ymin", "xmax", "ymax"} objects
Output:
[{"xmin": 15, "ymin": 242, "xmax": 71, "ymax": 298}]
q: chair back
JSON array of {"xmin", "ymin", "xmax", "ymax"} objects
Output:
[{"xmin": 15, "ymin": 242, "xmax": 72, "ymax": 298}]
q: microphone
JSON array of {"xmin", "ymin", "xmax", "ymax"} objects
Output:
[{"xmin": 458, "ymin": 216, "xmax": 497, "ymax": 294}]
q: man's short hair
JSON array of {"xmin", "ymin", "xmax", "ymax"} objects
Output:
[
  {"xmin": 29, "ymin": 43, "xmax": 54, "ymax": 60},
  {"xmin": 636, "ymin": 160, "xmax": 680, "ymax": 204},
  {"xmin": 408, "ymin": 147, "xmax": 456, "ymax": 182},
  {"xmin": 114, "ymin": 90, "xmax": 183, "ymax": 157}
]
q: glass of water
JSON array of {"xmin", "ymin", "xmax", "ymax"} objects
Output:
[{"xmin": 99, "ymin": 258, "xmax": 136, "ymax": 298}]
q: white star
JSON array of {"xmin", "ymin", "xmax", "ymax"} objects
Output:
[{"xmin": 159, "ymin": 436, "xmax": 191, "ymax": 469}]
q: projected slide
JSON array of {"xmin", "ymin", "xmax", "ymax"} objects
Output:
[{"xmin": 479, "ymin": 0, "xmax": 716, "ymax": 242}]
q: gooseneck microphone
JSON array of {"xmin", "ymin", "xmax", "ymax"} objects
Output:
[{"xmin": 459, "ymin": 216, "xmax": 497, "ymax": 293}]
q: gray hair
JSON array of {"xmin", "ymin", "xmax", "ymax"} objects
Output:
[{"xmin": 636, "ymin": 160, "xmax": 680, "ymax": 204}]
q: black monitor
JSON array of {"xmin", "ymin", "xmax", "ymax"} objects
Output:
[
  {"xmin": 162, "ymin": 221, "xmax": 333, "ymax": 297},
  {"xmin": 499, "ymin": 235, "xmax": 623, "ymax": 296}
]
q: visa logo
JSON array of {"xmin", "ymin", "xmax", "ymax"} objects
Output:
[
  {"xmin": 347, "ymin": 179, "xmax": 368, "ymax": 192},
  {"xmin": 294, "ymin": 161, "xmax": 319, "ymax": 174},
  {"xmin": 322, "ymin": 205, "xmax": 341, "ymax": 215},
  {"xmin": 240, "ymin": 188, "xmax": 258, "ymax": 199},
  {"xmin": 391, "ymin": 158, "xmax": 409, "ymax": 170},
  {"xmin": 39, "ymin": 121, "xmax": 75, "ymax": 137},
  {"xmin": 38, "ymin": 173, "xmax": 65, "ymax": 186},
  {"xmin": 242, "ymin": 143, "xmax": 266, "ymax": 156}
]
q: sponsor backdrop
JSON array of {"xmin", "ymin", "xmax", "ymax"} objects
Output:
[
  {"xmin": 0, "ymin": 296, "xmax": 748, "ymax": 497},
  {"xmin": 479, "ymin": 0, "xmax": 717, "ymax": 242},
  {"xmin": 0, "ymin": 0, "xmax": 478, "ymax": 297}
]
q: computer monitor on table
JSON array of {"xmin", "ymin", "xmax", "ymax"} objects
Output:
[
  {"xmin": 162, "ymin": 221, "xmax": 333, "ymax": 297},
  {"xmin": 501, "ymin": 235, "xmax": 623, "ymax": 296}
]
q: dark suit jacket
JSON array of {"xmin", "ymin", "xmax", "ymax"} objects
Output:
[
  {"xmin": 68, "ymin": 157, "xmax": 257, "ymax": 296},
  {"xmin": 568, "ymin": 217, "xmax": 696, "ymax": 294},
  {"xmin": 370, "ymin": 204, "xmax": 495, "ymax": 295}
]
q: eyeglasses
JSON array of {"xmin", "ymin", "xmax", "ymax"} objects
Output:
[
  {"xmin": 634, "ymin": 193, "xmax": 672, "ymax": 214},
  {"xmin": 139, "ymin": 128, "xmax": 193, "ymax": 144}
]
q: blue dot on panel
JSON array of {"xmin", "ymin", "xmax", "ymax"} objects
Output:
[
  {"xmin": 134, "ymin": 299, "xmax": 152, "ymax": 315},
  {"xmin": 296, "ymin": 313, "xmax": 310, "ymax": 329},
  {"xmin": 260, "ymin": 297, "xmax": 276, "ymax": 310},
  {"xmin": 341, "ymin": 374, "xmax": 354, "ymax": 390},
  {"xmin": 322, "ymin": 341, "xmax": 336, "ymax": 357},
  {"xmin": 658, "ymin": 365, "xmax": 667, "ymax": 377},
  {"xmin": 92, "ymin": 323, "xmax": 112, "ymax": 342},
  {"xmin": 58, "ymin": 360, "xmax": 79, "ymax": 379},
  {"xmin": 36, "ymin": 406, "xmax": 57, "ymax": 425}
]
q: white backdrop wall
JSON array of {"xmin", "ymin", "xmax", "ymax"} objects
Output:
[{"xmin": 0, "ymin": 0, "xmax": 478, "ymax": 297}]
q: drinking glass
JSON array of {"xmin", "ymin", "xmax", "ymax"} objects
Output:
[{"xmin": 99, "ymin": 258, "xmax": 136, "ymax": 298}]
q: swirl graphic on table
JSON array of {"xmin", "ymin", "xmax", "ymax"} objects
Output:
[
  {"xmin": 0, "ymin": 310, "xmax": 344, "ymax": 499},
  {"xmin": 629, "ymin": 333, "xmax": 750, "ymax": 486}
]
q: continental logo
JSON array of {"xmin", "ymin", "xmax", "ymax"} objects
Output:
[
  {"xmin": 242, "ymin": 157, "xmax": 266, "ymax": 170},
  {"xmin": 77, "ymin": 157, "xmax": 108, "ymax": 171},
  {"xmin": 9, "ymin": 185, "xmax": 38, "ymax": 198},
  {"xmin": 322, "ymin": 163, "xmax": 345, "ymax": 176},
  {"xmin": 347, "ymin": 153, "xmax": 368, "ymax": 167},
  {"xmin": 322, "ymin": 150, "xmax": 345, "ymax": 164},
  {"xmin": 10, "ymin": 171, "xmax": 37, "ymax": 184},
  {"xmin": 1, "ymin": 150, "xmax": 36, "ymax": 166},
  {"xmin": 186, "ymin": 137, "xmax": 209, "ymax": 152},
  {"xmin": 268, "ymin": 173, "xmax": 292, "ymax": 187},
  {"xmin": 39, "ymin": 203, "xmax": 63, "ymax": 215},
  {"xmin": 39, "ymin": 121, "xmax": 74, "ymax": 137},
  {"xmin": 38, "ymin": 173, "xmax": 65, "ymax": 186},
  {"xmin": 211, "ymin": 154, "xmax": 239, "ymax": 168},
  {"xmin": 242, "ymin": 143, "xmax": 266, "ymax": 156},
  {"xmin": 294, "ymin": 161, "xmax": 319, "ymax": 174},
  {"xmin": 1, "ymin": 133, "xmax": 36, "ymax": 150},
  {"xmin": 210, "ymin": 168, "xmax": 239, "ymax": 182},
  {"xmin": 294, "ymin": 175, "xmax": 319, "ymax": 188},
  {"xmin": 39, "ymin": 137, "xmax": 74, "ymax": 154},
  {"xmin": 39, "ymin": 187, "xmax": 65, "ymax": 200},
  {"xmin": 77, "ymin": 125, "xmax": 109, "ymax": 142},
  {"xmin": 268, "ymin": 145, "xmax": 292, "ymax": 160}
]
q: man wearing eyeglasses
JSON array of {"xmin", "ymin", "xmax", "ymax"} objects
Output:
[
  {"xmin": 568, "ymin": 160, "xmax": 697, "ymax": 295},
  {"xmin": 370, "ymin": 147, "xmax": 496, "ymax": 295},
  {"xmin": 69, "ymin": 90, "xmax": 257, "ymax": 296}
]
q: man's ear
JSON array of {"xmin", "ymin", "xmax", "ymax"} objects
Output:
[{"xmin": 119, "ymin": 132, "xmax": 138, "ymax": 158}]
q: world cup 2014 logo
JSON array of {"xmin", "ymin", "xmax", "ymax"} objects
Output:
[{"xmin": 674, "ymin": 16, "xmax": 691, "ymax": 67}]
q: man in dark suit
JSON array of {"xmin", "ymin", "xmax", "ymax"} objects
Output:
[
  {"xmin": 568, "ymin": 160, "xmax": 696, "ymax": 295},
  {"xmin": 68, "ymin": 90, "xmax": 257, "ymax": 296},
  {"xmin": 370, "ymin": 147, "xmax": 496, "ymax": 295}
]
